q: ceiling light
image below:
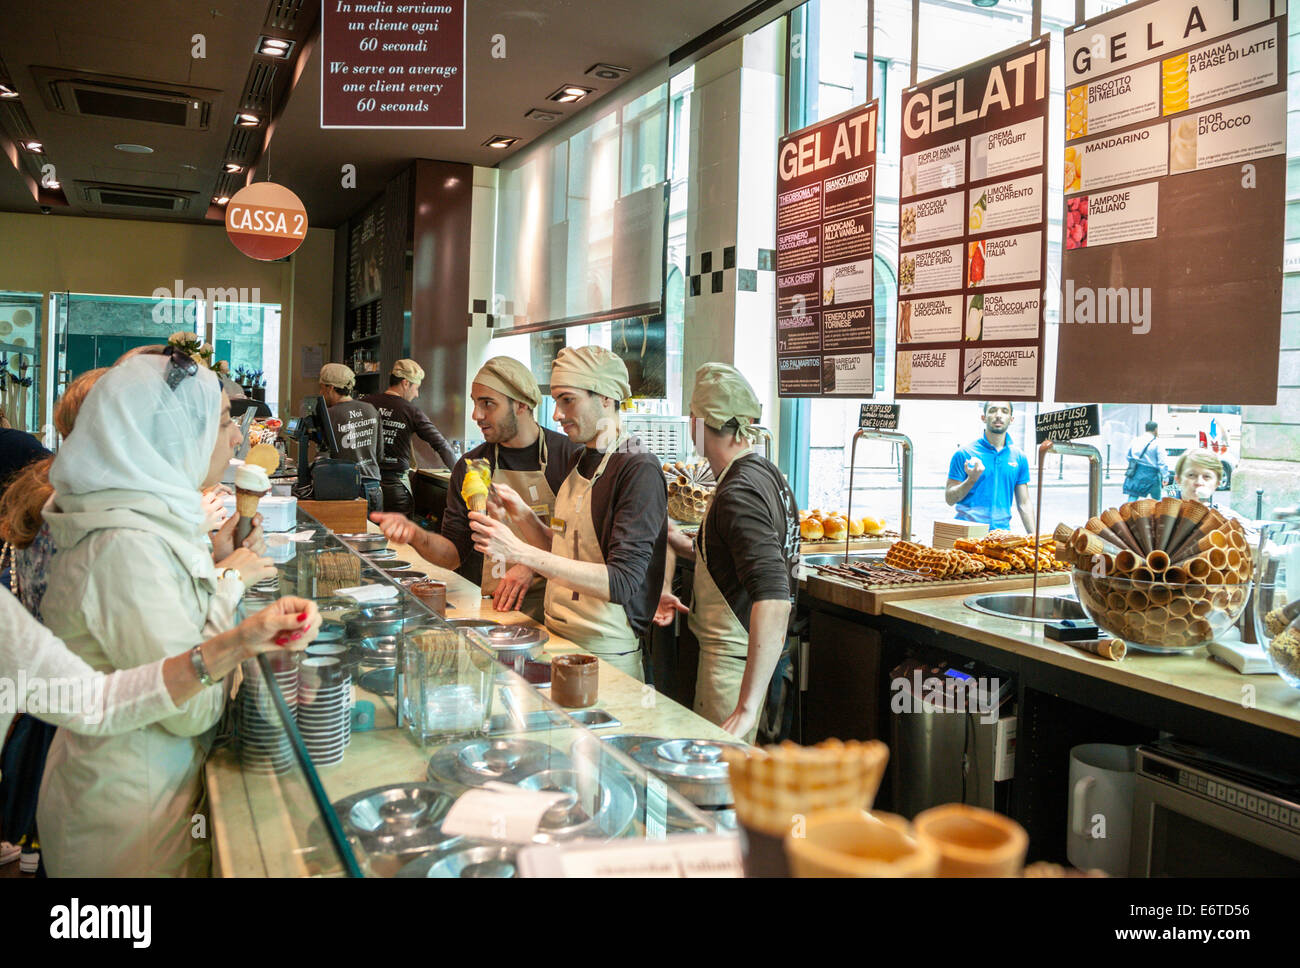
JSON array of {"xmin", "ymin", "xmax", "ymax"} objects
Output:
[
  {"xmin": 224, "ymin": 163, "xmax": 243, "ymax": 173},
  {"xmin": 115, "ymin": 143, "xmax": 154, "ymax": 154},
  {"xmin": 585, "ymin": 64, "xmax": 629, "ymax": 81},
  {"xmin": 44, "ymin": 179, "xmax": 60, "ymax": 190},
  {"xmin": 525, "ymin": 108, "xmax": 562, "ymax": 122},
  {"xmin": 235, "ymin": 112, "xmax": 261, "ymax": 126},
  {"xmin": 214, "ymin": 196, "xmax": 231, "ymax": 205},
  {"xmin": 0, "ymin": 84, "xmax": 18, "ymax": 98},
  {"xmin": 23, "ymin": 141, "xmax": 42, "ymax": 153},
  {"xmin": 483, "ymin": 135, "xmax": 518, "ymax": 149},
  {"xmin": 548, "ymin": 85, "xmax": 592, "ymax": 103},
  {"xmin": 258, "ymin": 36, "xmax": 293, "ymax": 57}
]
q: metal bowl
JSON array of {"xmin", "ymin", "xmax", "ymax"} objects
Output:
[
  {"xmin": 358, "ymin": 666, "xmax": 395, "ymax": 696},
  {"xmin": 446, "ymin": 618, "xmax": 500, "ymax": 631},
  {"xmin": 625, "ymin": 737, "xmax": 748, "ymax": 807},
  {"xmin": 375, "ymin": 559, "xmax": 413, "ymax": 573},
  {"xmin": 336, "ymin": 533, "xmax": 388, "ymax": 553},
  {"xmin": 353, "ymin": 635, "xmax": 399, "ymax": 667},
  {"xmin": 426, "ymin": 737, "xmax": 570, "ymax": 789},
  {"xmin": 343, "ymin": 605, "xmax": 435, "ymax": 639},
  {"xmin": 519, "ymin": 767, "xmax": 636, "ymax": 841},
  {"xmin": 394, "ymin": 572, "xmax": 430, "ymax": 586},
  {"xmin": 363, "ymin": 548, "xmax": 398, "ymax": 560}
]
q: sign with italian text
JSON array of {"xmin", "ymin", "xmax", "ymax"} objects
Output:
[
  {"xmin": 1057, "ymin": 0, "xmax": 1286, "ymax": 404},
  {"xmin": 776, "ymin": 102, "xmax": 878, "ymax": 398},
  {"xmin": 321, "ymin": 0, "xmax": 466, "ymax": 129},
  {"xmin": 1035, "ymin": 405, "xmax": 1101, "ymax": 443},
  {"xmin": 896, "ymin": 37, "xmax": 1049, "ymax": 401},
  {"xmin": 225, "ymin": 182, "xmax": 307, "ymax": 261}
]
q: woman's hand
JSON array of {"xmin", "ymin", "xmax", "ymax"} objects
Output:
[
  {"xmin": 470, "ymin": 511, "xmax": 530, "ymax": 567},
  {"xmin": 234, "ymin": 597, "xmax": 321, "ymax": 656},
  {"xmin": 370, "ymin": 512, "xmax": 418, "ymax": 546},
  {"xmin": 653, "ymin": 591, "xmax": 689, "ymax": 627},
  {"xmin": 218, "ymin": 547, "xmax": 276, "ymax": 587},
  {"xmin": 203, "ymin": 488, "xmax": 232, "ymax": 544}
]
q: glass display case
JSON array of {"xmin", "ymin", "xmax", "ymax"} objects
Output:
[{"xmin": 208, "ymin": 508, "xmax": 722, "ymax": 878}]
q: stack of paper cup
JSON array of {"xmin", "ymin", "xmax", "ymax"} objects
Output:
[{"xmin": 297, "ymin": 656, "xmax": 351, "ymax": 767}]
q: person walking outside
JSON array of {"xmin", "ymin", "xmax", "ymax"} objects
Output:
[{"xmin": 1123, "ymin": 420, "xmax": 1168, "ymax": 501}]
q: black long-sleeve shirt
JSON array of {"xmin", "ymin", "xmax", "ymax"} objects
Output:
[
  {"xmin": 327, "ymin": 399, "xmax": 383, "ymax": 481},
  {"xmin": 360, "ymin": 391, "xmax": 456, "ymax": 474}
]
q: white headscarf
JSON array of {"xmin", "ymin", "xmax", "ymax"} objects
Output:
[{"xmin": 50, "ymin": 354, "xmax": 223, "ymax": 533}]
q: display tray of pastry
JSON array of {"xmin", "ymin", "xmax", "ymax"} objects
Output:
[{"xmin": 796, "ymin": 509, "xmax": 897, "ymax": 551}]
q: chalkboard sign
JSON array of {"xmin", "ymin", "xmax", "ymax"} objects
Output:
[
  {"xmin": 859, "ymin": 404, "xmax": 901, "ymax": 430},
  {"xmin": 1035, "ymin": 404, "xmax": 1100, "ymax": 443}
]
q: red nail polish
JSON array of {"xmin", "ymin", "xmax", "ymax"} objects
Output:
[
  {"xmin": 292, "ymin": 631, "xmax": 303, "ymax": 640},
  {"xmin": 274, "ymin": 634, "xmax": 288, "ymax": 645},
  {"xmin": 297, "ymin": 612, "xmax": 307, "ymax": 621}
]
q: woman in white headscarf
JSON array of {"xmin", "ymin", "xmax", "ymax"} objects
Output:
[{"xmin": 36, "ymin": 352, "xmax": 249, "ymax": 877}]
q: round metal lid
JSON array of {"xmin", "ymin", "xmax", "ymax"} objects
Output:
[
  {"xmin": 329, "ymin": 783, "xmax": 456, "ymax": 857},
  {"xmin": 628, "ymin": 737, "xmax": 743, "ymax": 782},
  {"xmin": 363, "ymin": 548, "xmax": 398, "ymax": 560},
  {"xmin": 397, "ymin": 843, "xmax": 519, "ymax": 878},
  {"xmin": 376, "ymin": 559, "xmax": 412, "ymax": 572},
  {"xmin": 519, "ymin": 767, "xmax": 636, "ymax": 842},
  {"xmin": 446, "ymin": 618, "xmax": 500, "ymax": 630},
  {"xmin": 426, "ymin": 737, "xmax": 569, "ymax": 789},
  {"xmin": 482, "ymin": 625, "xmax": 548, "ymax": 649}
]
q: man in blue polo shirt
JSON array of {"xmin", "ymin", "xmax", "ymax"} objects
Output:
[{"xmin": 945, "ymin": 401, "xmax": 1035, "ymax": 533}]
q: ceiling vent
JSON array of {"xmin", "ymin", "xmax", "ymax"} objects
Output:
[
  {"xmin": 266, "ymin": 0, "xmax": 307, "ymax": 32},
  {"xmin": 78, "ymin": 181, "xmax": 197, "ymax": 212},
  {"xmin": 33, "ymin": 67, "xmax": 219, "ymax": 130}
]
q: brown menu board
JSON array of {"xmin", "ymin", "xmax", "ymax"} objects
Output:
[
  {"xmin": 775, "ymin": 102, "xmax": 879, "ymax": 398},
  {"xmin": 895, "ymin": 37, "xmax": 1049, "ymax": 401},
  {"xmin": 1056, "ymin": 0, "xmax": 1286, "ymax": 404},
  {"xmin": 321, "ymin": 1, "xmax": 466, "ymax": 129}
]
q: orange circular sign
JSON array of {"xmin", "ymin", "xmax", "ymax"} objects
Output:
[{"xmin": 225, "ymin": 182, "xmax": 308, "ymax": 261}]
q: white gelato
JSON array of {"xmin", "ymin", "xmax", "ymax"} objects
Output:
[{"xmin": 234, "ymin": 463, "xmax": 271, "ymax": 494}]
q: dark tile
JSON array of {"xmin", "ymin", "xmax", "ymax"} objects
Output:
[
  {"xmin": 472, "ymin": 298, "xmax": 487, "ymax": 313},
  {"xmin": 690, "ymin": 274, "xmax": 701, "ymax": 297},
  {"xmin": 757, "ymin": 248, "xmax": 776, "ymax": 271},
  {"xmin": 711, "ymin": 270, "xmax": 724, "ymax": 293},
  {"xmin": 700, "ymin": 250, "xmax": 713, "ymax": 273},
  {"xmin": 723, "ymin": 245, "xmax": 736, "ymax": 269},
  {"xmin": 738, "ymin": 268, "xmax": 757, "ymax": 291},
  {"xmin": 486, "ymin": 314, "xmax": 495, "ymax": 328},
  {"xmin": 686, "ymin": 254, "xmax": 691, "ymax": 274},
  {"xmin": 467, "ymin": 313, "xmax": 475, "ymax": 328}
]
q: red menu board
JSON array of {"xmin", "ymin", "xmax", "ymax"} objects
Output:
[
  {"xmin": 775, "ymin": 102, "xmax": 879, "ymax": 398},
  {"xmin": 321, "ymin": 0, "xmax": 466, "ymax": 129},
  {"xmin": 895, "ymin": 37, "xmax": 1049, "ymax": 401},
  {"xmin": 1056, "ymin": 0, "xmax": 1286, "ymax": 404}
]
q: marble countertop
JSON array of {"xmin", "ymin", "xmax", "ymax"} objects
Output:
[
  {"xmin": 207, "ymin": 523, "xmax": 735, "ymax": 877},
  {"xmin": 880, "ymin": 587, "xmax": 1300, "ymax": 738}
]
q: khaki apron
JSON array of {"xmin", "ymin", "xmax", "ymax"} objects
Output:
[
  {"xmin": 543, "ymin": 435, "xmax": 644, "ymax": 682},
  {"xmin": 689, "ymin": 450, "xmax": 765, "ymax": 744},
  {"xmin": 481, "ymin": 435, "xmax": 557, "ymax": 622}
]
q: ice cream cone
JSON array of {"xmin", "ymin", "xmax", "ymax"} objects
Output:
[
  {"xmin": 1154, "ymin": 497, "xmax": 1182, "ymax": 551},
  {"xmin": 1123, "ymin": 500, "xmax": 1157, "ymax": 554},
  {"xmin": 1145, "ymin": 549, "xmax": 1170, "ymax": 575},
  {"xmin": 1114, "ymin": 550, "xmax": 1144, "ymax": 575},
  {"xmin": 1100, "ymin": 508, "xmax": 1142, "ymax": 555},
  {"xmin": 1053, "ymin": 522, "xmax": 1075, "ymax": 546},
  {"xmin": 233, "ymin": 462, "xmax": 271, "ymax": 545},
  {"xmin": 460, "ymin": 458, "xmax": 492, "ymax": 513},
  {"xmin": 1184, "ymin": 555, "xmax": 1212, "ymax": 581},
  {"xmin": 1086, "ymin": 517, "xmax": 1128, "ymax": 554},
  {"xmin": 1168, "ymin": 597, "xmax": 1191, "ymax": 619},
  {"xmin": 1072, "ymin": 530, "xmax": 1104, "ymax": 559},
  {"xmin": 1165, "ymin": 501, "xmax": 1208, "ymax": 560},
  {"xmin": 1131, "ymin": 565, "xmax": 1155, "ymax": 583},
  {"xmin": 1148, "ymin": 583, "xmax": 1173, "ymax": 607}
]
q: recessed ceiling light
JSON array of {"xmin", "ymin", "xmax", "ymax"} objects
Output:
[
  {"xmin": 483, "ymin": 135, "xmax": 518, "ymax": 149},
  {"xmin": 525, "ymin": 108, "xmax": 562, "ymax": 122},
  {"xmin": 547, "ymin": 85, "xmax": 593, "ymax": 103},
  {"xmin": 223, "ymin": 163, "xmax": 243, "ymax": 173},
  {"xmin": 0, "ymin": 84, "xmax": 18, "ymax": 98},
  {"xmin": 258, "ymin": 36, "xmax": 293, "ymax": 57},
  {"xmin": 44, "ymin": 179, "xmax": 60, "ymax": 190},
  {"xmin": 214, "ymin": 196, "xmax": 231, "ymax": 205},
  {"xmin": 585, "ymin": 64, "xmax": 629, "ymax": 81},
  {"xmin": 115, "ymin": 143, "xmax": 154, "ymax": 154},
  {"xmin": 235, "ymin": 113, "xmax": 261, "ymax": 126},
  {"xmin": 23, "ymin": 141, "xmax": 42, "ymax": 153}
]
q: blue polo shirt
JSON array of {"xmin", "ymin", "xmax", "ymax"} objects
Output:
[{"xmin": 948, "ymin": 435, "xmax": 1030, "ymax": 529}]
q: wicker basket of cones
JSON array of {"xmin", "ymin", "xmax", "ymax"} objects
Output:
[
  {"xmin": 1059, "ymin": 498, "xmax": 1254, "ymax": 653},
  {"xmin": 664, "ymin": 460, "xmax": 715, "ymax": 524}
]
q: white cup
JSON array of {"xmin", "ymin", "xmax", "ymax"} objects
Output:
[{"xmin": 1067, "ymin": 743, "xmax": 1137, "ymax": 875}]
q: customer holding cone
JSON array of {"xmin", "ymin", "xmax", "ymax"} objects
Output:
[
  {"xmin": 370, "ymin": 357, "xmax": 580, "ymax": 619},
  {"xmin": 468, "ymin": 347, "xmax": 667, "ymax": 680},
  {"xmin": 655, "ymin": 364, "xmax": 799, "ymax": 743}
]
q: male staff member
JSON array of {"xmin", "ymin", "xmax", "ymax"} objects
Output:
[
  {"xmin": 360, "ymin": 359, "xmax": 457, "ymax": 516},
  {"xmin": 470, "ymin": 346, "xmax": 667, "ymax": 681},
  {"xmin": 946, "ymin": 401, "xmax": 1034, "ymax": 533},
  {"xmin": 370, "ymin": 357, "xmax": 579, "ymax": 619},
  {"xmin": 655, "ymin": 364, "xmax": 799, "ymax": 743},
  {"xmin": 318, "ymin": 363, "xmax": 385, "ymax": 511}
]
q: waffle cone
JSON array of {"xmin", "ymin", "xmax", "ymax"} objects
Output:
[
  {"xmin": 1165, "ymin": 501, "xmax": 1208, "ymax": 557},
  {"xmin": 468, "ymin": 493, "xmax": 488, "ymax": 513},
  {"xmin": 723, "ymin": 739, "xmax": 889, "ymax": 837},
  {"xmin": 1121, "ymin": 500, "xmax": 1155, "ymax": 554},
  {"xmin": 235, "ymin": 488, "xmax": 265, "ymax": 518},
  {"xmin": 1052, "ymin": 523, "xmax": 1075, "ymax": 546},
  {"xmin": 1100, "ymin": 508, "xmax": 1142, "ymax": 554}
]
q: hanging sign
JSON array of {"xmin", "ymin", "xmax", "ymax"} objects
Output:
[
  {"xmin": 1035, "ymin": 405, "xmax": 1101, "ymax": 443},
  {"xmin": 859, "ymin": 403, "xmax": 901, "ymax": 430},
  {"xmin": 1056, "ymin": 0, "xmax": 1287, "ymax": 405},
  {"xmin": 895, "ymin": 36, "xmax": 1050, "ymax": 401},
  {"xmin": 775, "ymin": 101, "xmax": 879, "ymax": 398},
  {"xmin": 321, "ymin": 0, "xmax": 466, "ymax": 129},
  {"xmin": 225, "ymin": 182, "xmax": 308, "ymax": 261}
]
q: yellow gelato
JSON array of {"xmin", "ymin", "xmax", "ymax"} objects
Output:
[{"xmin": 461, "ymin": 458, "xmax": 492, "ymax": 512}]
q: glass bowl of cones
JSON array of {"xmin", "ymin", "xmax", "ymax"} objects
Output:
[{"xmin": 1062, "ymin": 498, "xmax": 1256, "ymax": 654}]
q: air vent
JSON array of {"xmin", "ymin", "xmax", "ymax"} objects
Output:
[
  {"xmin": 266, "ymin": 0, "xmax": 306, "ymax": 32},
  {"xmin": 79, "ymin": 182, "xmax": 197, "ymax": 212},
  {"xmin": 0, "ymin": 100, "xmax": 38, "ymax": 142},
  {"xmin": 33, "ymin": 68, "xmax": 220, "ymax": 130},
  {"xmin": 244, "ymin": 62, "xmax": 278, "ymax": 113}
]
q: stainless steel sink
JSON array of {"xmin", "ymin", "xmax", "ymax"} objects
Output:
[{"xmin": 964, "ymin": 593, "xmax": 1086, "ymax": 623}]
